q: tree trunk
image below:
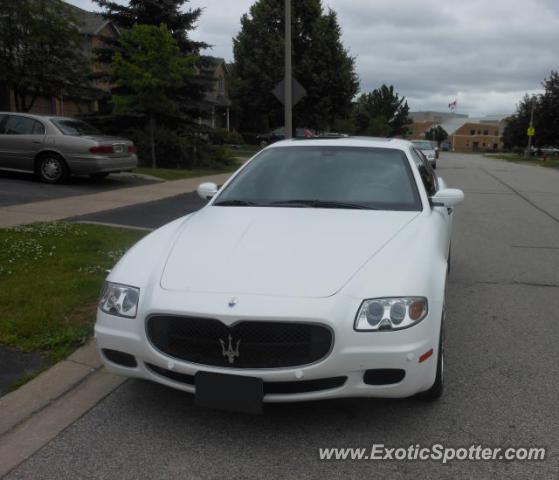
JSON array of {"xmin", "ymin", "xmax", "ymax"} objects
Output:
[{"xmin": 149, "ymin": 113, "xmax": 156, "ymax": 169}]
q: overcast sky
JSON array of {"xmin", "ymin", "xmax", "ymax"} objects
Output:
[{"xmin": 67, "ymin": 0, "xmax": 559, "ymax": 116}]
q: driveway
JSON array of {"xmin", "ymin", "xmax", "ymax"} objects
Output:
[
  {"xmin": 0, "ymin": 170, "xmax": 158, "ymax": 207},
  {"xmin": 5, "ymin": 153, "xmax": 559, "ymax": 479},
  {"xmin": 69, "ymin": 192, "xmax": 205, "ymax": 230}
]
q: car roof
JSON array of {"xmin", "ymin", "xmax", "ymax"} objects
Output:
[{"xmin": 269, "ymin": 137, "xmax": 414, "ymax": 151}]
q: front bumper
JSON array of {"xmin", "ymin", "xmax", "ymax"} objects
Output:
[
  {"xmin": 66, "ymin": 154, "xmax": 138, "ymax": 174},
  {"xmin": 95, "ymin": 291, "xmax": 442, "ymax": 402}
]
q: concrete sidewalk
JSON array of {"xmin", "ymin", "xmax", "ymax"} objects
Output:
[{"xmin": 0, "ymin": 172, "xmax": 232, "ymax": 228}]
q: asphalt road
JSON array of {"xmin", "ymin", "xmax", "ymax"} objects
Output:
[
  {"xmin": 7, "ymin": 153, "xmax": 559, "ymax": 479},
  {"xmin": 70, "ymin": 191, "xmax": 205, "ymax": 229},
  {"xmin": 0, "ymin": 170, "xmax": 157, "ymax": 207}
]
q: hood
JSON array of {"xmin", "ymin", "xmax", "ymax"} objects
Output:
[{"xmin": 160, "ymin": 207, "xmax": 419, "ymax": 298}]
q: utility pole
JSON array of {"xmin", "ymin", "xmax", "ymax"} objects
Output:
[
  {"xmin": 525, "ymin": 97, "xmax": 536, "ymax": 159},
  {"xmin": 284, "ymin": 0, "xmax": 293, "ymax": 139}
]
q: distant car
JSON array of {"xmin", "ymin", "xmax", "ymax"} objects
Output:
[
  {"xmin": 412, "ymin": 140, "xmax": 438, "ymax": 169},
  {"xmin": 0, "ymin": 112, "xmax": 138, "ymax": 183},
  {"xmin": 540, "ymin": 146, "xmax": 559, "ymax": 156},
  {"xmin": 440, "ymin": 142, "xmax": 451, "ymax": 152},
  {"xmin": 257, "ymin": 127, "xmax": 315, "ymax": 146}
]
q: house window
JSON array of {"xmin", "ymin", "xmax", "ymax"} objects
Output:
[
  {"xmin": 483, "ymin": 130, "xmax": 488, "ymax": 135},
  {"xmin": 470, "ymin": 129, "xmax": 475, "ymax": 135},
  {"xmin": 218, "ymin": 78, "xmax": 224, "ymax": 92}
]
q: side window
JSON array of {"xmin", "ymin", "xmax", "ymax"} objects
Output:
[
  {"xmin": 0, "ymin": 115, "xmax": 7, "ymax": 134},
  {"xmin": 409, "ymin": 148, "xmax": 438, "ymax": 197},
  {"xmin": 4, "ymin": 115, "xmax": 37, "ymax": 135},
  {"xmin": 32, "ymin": 120, "xmax": 45, "ymax": 135}
]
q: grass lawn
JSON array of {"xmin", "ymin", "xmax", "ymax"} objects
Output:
[
  {"xmin": 0, "ymin": 222, "xmax": 146, "ymax": 365},
  {"xmin": 485, "ymin": 153, "xmax": 559, "ymax": 168}
]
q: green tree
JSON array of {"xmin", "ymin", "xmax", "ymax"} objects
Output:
[
  {"xmin": 111, "ymin": 24, "xmax": 196, "ymax": 167},
  {"xmin": 0, "ymin": 0, "xmax": 90, "ymax": 112},
  {"xmin": 231, "ymin": 0, "xmax": 359, "ymax": 132},
  {"xmin": 425, "ymin": 125, "xmax": 449, "ymax": 146},
  {"xmin": 353, "ymin": 85, "xmax": 411, "ymax": 137},
  {"xmin": 503, "ymin": 71, "xmax": 559, "ymax": 150},
  {"xmin": 94, "ymin": 0, "xmax": 207, "ymax": 55}
]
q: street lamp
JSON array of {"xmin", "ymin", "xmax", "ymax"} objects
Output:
[
  {"xmin": 525, "ymin": 95, "xmax": 536, "ymax": 159},
  {"xmin": 284, "ymin": 0, "xmax": 292, "ymax": 139}
]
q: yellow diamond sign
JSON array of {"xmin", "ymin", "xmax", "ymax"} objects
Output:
[{"xmin": 527, "ymin": 126, "xmax": 536, "ymax": 137}]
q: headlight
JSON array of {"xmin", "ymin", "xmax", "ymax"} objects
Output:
[
  {"xmin": 99, "ymin": 282, "xmax": 140, "ymax": 318},
  {"xmin": 354, "ymin": 297, "xmax": 428, "ymax": 331}
]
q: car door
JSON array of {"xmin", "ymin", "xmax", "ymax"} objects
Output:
[
  {"xmin": 0, "ymin": 115, "xmax": 46, "ymax": 172},
  {"xmin": 410, "ymin": 147, "xmax": 452, "ymax": 255},
  {"xmin": 0, "ymin": 114, "xmax": 9, "ymax": 167}
]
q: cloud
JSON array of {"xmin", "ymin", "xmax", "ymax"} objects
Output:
[{"xmin": 67, "ymin": 0, "xmax": 559, "ymax": 116}]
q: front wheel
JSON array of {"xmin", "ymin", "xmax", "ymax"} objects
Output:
[
  {"xmin": 36, "ymin": 155, "xmax": 69, "ymax": 184},
  {"xmin": 418, "ymin": 319, "xmax": 444, "ymax": 400}
]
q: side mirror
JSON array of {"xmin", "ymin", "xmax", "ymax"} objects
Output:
[
  {"xmin": 430, "ymin": 188, "xmax": 464, "ymax": 208},
  {"xmin": 197, "ymin": 182, "xmax": 218, "ymax": 201}
]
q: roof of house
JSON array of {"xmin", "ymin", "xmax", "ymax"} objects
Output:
[{"xmin": 65, "ymin": 1, "xmax": 115, "ymax": 36}]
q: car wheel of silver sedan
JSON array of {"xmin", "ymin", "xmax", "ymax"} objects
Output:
[{"xmin": 37, "ymin": 155, "xmax": 69, "ymax": 184}]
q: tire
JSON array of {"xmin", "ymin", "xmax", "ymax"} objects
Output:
[
  {"xmin": 89, "ymin": 172, "xmax": 109, "ymax": 180},
  {"xmin": 36, "ymin": 154, "xmax": 69, "ymax": 184},
  {"xmin": 432, "ymin": 162, "xmax": 437, "ymax": 170},
  {"xmin": 418, "ymin": 317, "xmax": 444, "ymax": 400}
]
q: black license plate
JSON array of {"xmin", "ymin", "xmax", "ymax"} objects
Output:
[{"xmin": 195, "ymin": 372, "xmax": 263, "ymax": 414}]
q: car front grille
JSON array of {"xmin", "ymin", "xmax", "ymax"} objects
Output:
[{"xmin": 146, "ymin": 315, "xmax": 333, "ymax": 369}]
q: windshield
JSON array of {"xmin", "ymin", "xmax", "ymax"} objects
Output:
[
  {"xmin": 51, "ymin": 118, "xmax": 101, "ymax": 136},
  {"xmin": 412, "ymin": 141, "xmax": 435, "ymax": 151},
  {"xmin": 215, "ymin": 146, "xmax": 421, "ymax": 211}
]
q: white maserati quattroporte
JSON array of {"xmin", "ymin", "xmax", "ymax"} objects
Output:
[{"xmin": 95, "ymin": 137, "xmax": 464, "ymax": 413}]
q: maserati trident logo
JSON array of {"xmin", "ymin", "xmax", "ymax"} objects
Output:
[{"xmin": 220, "ymin": 334, "xmax": 241, "ymax": 364}]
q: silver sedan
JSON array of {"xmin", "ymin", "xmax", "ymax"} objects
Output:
[{"xmin": 0, "ymin": 112, "xmax": 138, "ymax": 183}]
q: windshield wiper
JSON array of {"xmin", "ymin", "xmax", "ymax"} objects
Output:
[
  {"xmin": 213, "ymin": 199, "xmax": 260, "ymax": 207},
  {"xmin": 269, "ymin": 199, "xmax": 376, "ymax": 210}
]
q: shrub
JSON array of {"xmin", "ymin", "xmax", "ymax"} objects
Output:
[{"xmin": 211, "ymin": 128, "xmax": 244, "ymax": 145}]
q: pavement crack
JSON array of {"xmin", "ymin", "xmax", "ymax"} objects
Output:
[{"xmin": 480, "ymin": 167, "xmax": 559, "ymax": 225}]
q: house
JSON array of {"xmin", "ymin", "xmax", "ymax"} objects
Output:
[
  {"xmin": 0, "ymin": 3, "xmax": 119, "ymax": 116},
  {"xmin": 197, "ymin": 57, "xmax": 232, "ymax": 131}
]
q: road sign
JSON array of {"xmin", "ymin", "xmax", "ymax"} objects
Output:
[
  {"xmin": 273, "ymin": 78, "xmax": 306, "ymax": 106},
  {"xmin": 527, "ymin": 126, "xmax": 536, "ymax": 137}
]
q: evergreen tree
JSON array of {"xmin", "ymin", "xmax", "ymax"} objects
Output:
[
  {"xmin": 425, "ymin": 125, "xmax": 449, "ymax": 146},
  {"xmin": 354, "ymin": 85, "xmax": 411, "ymax": 137},
  {"xmin": 111, "ymin": 24, "xmax": 196, "ymax": 168},
  {"xmin": 231, "ymin": 0, "xmax": 359, "ymax": 132},
  {"xmin": 94, "ymin": 0, "xmax": 207, "ymax": 55}
]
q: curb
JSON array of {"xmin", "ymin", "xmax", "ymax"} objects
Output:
[{"xmin": 0, "ymin": 340, "xmax": 125, "ymax": 477}]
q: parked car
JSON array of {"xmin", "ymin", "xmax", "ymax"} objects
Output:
[
  {"xmin": 257, "ymin": 127, "xmax": 315, "ymax": 146},
  {"xmin": 540, "ymin": 146, "xmax": 559, "ymax": 156},
  {"xmin": 0, "ymin": 112, "xmax": 138, "ymax": 183},
  {"xmin": 411, "ymin": 140, "xmax": 438, "ymax": 168},
  {"xmin": 95, "ymin": 137, "xmax": 464, "ymax": 413}
]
